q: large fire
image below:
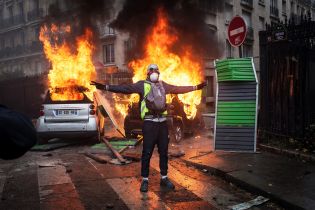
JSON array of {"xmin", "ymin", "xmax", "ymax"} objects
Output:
[
  {"xmin": 39, "ymin": 24, "xmax": 96, "ymax": 101},
  {"xmin": 115, "ymin": 8, "xmax": 203, "ymax": 119}
]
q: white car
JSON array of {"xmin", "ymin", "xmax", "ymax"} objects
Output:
[{"xmin": 36, "ymin": 91, "xmax": 98, "ymax": 142}]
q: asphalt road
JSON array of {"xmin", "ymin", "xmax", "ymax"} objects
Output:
[{"xmin": 0, "ymin": 142, "xmax": 283, "ymax": 210}]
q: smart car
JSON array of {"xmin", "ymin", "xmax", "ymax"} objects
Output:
[{"xmin": 36, "ymin": 90, "xmax": 98, "ymax": 143}]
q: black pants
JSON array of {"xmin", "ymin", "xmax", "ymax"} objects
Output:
[{"xmin": 141, "ymin": 120, "xmax": 169, "ymax": 177}]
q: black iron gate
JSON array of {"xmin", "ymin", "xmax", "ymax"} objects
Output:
[{"xmin": 259, "ymin": 16, "xmax": 315, "ymax": 147}]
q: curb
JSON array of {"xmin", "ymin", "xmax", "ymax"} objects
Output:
[
  {"xmin": 258, "ymin": 144, "xmax": 315, "ymax": 162},
  {"xmin": 180, "ymin": 158, "xmax": 304, "ymax": 210}
]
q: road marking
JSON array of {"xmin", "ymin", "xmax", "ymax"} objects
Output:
[
  {"xmin": 37, "ymin": 159, "xmax": 84, "ymax": 210},
  {"xmin": 107, "ymin": 177, "xmax": 171, "ymax": 210},
  {"xmin": 37, "ymin": 160, "xmax": 72, "ymax": 187},
  {"xmin": 0, "ymin": 175, "xmax": 6, "ymax": 199},
  {"xmin": 151, "ymin": 157, "xmax": 241, "ymax": 209},
  {"xmin": 0, "ymin": 163, "xmax": 12, "ymax": 200},
  {"xmin": 230, "ymin": 26, "xmax": 245, "ymax": 36}
]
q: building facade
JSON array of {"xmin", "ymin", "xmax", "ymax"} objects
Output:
[
  {"xmin": 0, "ymin": 0, "xmax": 65, "ymax": 80},
  {"xmin": 0, "ymin": 0, "xmax": 314, "ymax": 112},
  {"xmin": 201, "ymin": 0, "xmax": 315, "ymax": 111}
]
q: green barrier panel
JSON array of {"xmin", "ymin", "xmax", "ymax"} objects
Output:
[{"xmin": 214, "ymin": 57, "xmax": 258, "ymax": 152}]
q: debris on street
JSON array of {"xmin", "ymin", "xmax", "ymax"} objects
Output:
[
  {"xmin": 85, "ymin": 152, "xmax": 111, "ymax": 164},
  {"xmin": 228, "ymin": 196, "xmax": 269, "ymax": 210},
  {"xmin": 169, "ymin": 149, "xmax": 185, "ymax": 158}
]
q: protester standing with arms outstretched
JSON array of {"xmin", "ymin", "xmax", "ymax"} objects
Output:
[{"xmin": 91, "ymin": 64, "xmax": 206, "ymax": 192}]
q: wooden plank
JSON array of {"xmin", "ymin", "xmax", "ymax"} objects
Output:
[
  {"xmin": 102, "ymin": 137, "xmax": 126, "ymax": 164},
  {"xmin": 84, "ymin": 152, "xmax": 110, "ymax": 164},
  {"xmin": 119, "ymin": 136, "xmax": 143, "ymax": 154},
  {"xmin": 94, "ymin": 91, "xmax": 125, "ymax": 137}
]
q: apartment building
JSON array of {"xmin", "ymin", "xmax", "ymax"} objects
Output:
[
  {"xmin": 201, "ymin": 0, "xmax": 315, "ymax": 110},
  {"xmin": 0, "ymin": 0, "xmax": 65, "ymax": 80},
  {"xmin": 0, "ymin": 0, "xmax": 314, "ymax": 111}
]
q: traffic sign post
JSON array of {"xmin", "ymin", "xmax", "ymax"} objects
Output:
[{"xmin": 227, "ymin": 16, "xmax": 247, "ymax": 58}]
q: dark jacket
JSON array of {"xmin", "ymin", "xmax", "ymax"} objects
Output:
[
  {"xmin": 0, "ymin": 105, "xmax": 37, "ymax": 160},
  {"xmin": 108, "ymin": 80, "xmax": 195, "ymax": 102}
]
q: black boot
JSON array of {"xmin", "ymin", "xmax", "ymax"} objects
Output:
[
  {"xmin": 160, "ymin": 177, "xmax": 175, "ymax": 190},
  {"xmin": 140, "ymin": 180, "xmax": 149, "ymax": 192}
]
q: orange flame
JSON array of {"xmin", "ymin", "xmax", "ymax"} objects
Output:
[
  {"xmin": 115, "ymin": 8, "xmax": 203, "ymax": 119},
  {"xmin": 39, "ymin": 24, "xmax": 96, "ymax": 101}
]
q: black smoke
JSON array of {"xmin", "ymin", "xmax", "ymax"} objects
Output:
[
  {"xmin": 42, "ymin": 0, "xmax": 114, "ymax": 46},
  {"xmin": 111, "ymin": 0, "xmax": 224, "ymax": 61}
]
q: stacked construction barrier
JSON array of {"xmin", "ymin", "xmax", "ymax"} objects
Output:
[{"xmin": 214, "ymin": 58, "xmax": 258, "ymax": 152}]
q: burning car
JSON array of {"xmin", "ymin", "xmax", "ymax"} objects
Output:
[
  {"xmin": 36, "ymin": 24, "xmax": 98, "ymax": 143},
  {"xmin": 124, "ymin": 95, "xmax": 203, "ymax": 142},
  {"xmin": 36, "ymin": 89, "xmax": 98, "ymax": 143}
]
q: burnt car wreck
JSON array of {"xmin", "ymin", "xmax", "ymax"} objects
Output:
[{"xmin": 124, "ymin": 95, "xmax": 203, "ymax": 142}]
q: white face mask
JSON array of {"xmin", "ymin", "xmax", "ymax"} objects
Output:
[{"xmin": 149, "ymin": 72, "xmax": 159, "ymax": 82}]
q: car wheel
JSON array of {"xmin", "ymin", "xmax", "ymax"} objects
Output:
[{"xmin": 171, "ymin": 123, "xmax": 184, "ymax": 143}]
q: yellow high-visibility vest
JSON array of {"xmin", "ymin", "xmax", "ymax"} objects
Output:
[{"xmin": 140, "ymin": 82, "xmax": 167, "ymax": 119}]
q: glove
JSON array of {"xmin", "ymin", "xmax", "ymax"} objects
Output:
[
  {"xmin": 90, "ymin": 81, "xmax": 107, "ymax": 90},
  {"xmin": 195, "ymin": 82, "xmax": 207, "ymax": 90}
]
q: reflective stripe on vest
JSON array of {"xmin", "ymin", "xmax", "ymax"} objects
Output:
[{"xmin": 140, "ymin": 82, "xmax": 167, "ymax": 120}]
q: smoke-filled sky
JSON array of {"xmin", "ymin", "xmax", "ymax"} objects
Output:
[
  {"xmin": 112, "ymin": 0, "xmax": 223, "ymax": 59},
  {"xmin": 43, "ymin": 0, "xmax": 223, "ymax": 60}
]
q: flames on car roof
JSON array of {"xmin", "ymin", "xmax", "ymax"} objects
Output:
[{"xmin": 43, "ymin": 86, "xmax": 93, "ymax": 104}]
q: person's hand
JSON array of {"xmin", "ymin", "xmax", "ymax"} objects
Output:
[
  {"xmin": 195, "ymin": 81, "xmax": 207, "ymax": 90},
  {"xmin": 90, "ymin": 81, "xmax": 107, "ymax": 90}
]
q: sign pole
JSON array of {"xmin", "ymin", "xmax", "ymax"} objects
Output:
[{"xmin": 239, "ymin": 46, "xmax": 243, "ymax": 58}]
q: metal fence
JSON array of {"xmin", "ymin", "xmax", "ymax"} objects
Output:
[{"xmin": 259, "ymin": 16, "xmax": 315, "ymax": 144}]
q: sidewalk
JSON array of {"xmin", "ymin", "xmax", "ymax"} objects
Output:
[{"xmin": 176, "ymin": 132, "xmax": 315, "ymax": 210}]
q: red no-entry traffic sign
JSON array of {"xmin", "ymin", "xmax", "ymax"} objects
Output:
[{"xmin": 228, "ymin": 16, "xmax": 247, "ymax": 47}]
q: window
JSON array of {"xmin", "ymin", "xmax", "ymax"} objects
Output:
[
  {"xmin": 225, "ymin": 3, "xmax": 233, "ymax": 24},
  {"xmin": 103, "ymin": 44, "xmax": 115, "ymax": 63},
  {"xmin": 0, "ymin": 38, "xmax": 4, "ymax": 49},
  {"xmin": 206, "ymin": 76, "xmax": 214, "ymax": 98},
  {"xmin": 32, "ymin": 0, "xmax": 39, "ymax": 10},
  {"xmin": 20, "ymin": 31, "xmax": 25, "ymax": 46},
  {"xmin": 10, "ymin": 36, "xmax": 14, "ymax": 47},
  {"xmin": 104, "ymin": 25, "xmax": 115, "ymax": 35},
  {"xmin": 282, "ymin": 0, "xmax": 286, "ymax": 14},
  {"xmin": 34, "ymin": 26, "xmax": 39, "ymax": 40},
  {"xmin": 8, "ymin": 6, "xmax": 13, "ymax": 23},
  {"xmin": 271, "ymin": 0, "xmax": 278, "ymax": 8},
  {"xmin": 270, "ymin": 0, "xmax": 279, "ymax": 17},
  {"xmin": 0, "ymin": 9, "xmax": 3, "ymax": 21},
  {"xmin": 36, "ymin": 61, "xmax": 42, "ymax": 74},
  {"xmin": 243, "ymin": 43, "xmax": 253, "ymax": 57},
  {"xmin": 242, "ymin": 10, "xmax": 252, "ymax": 27},
  {"xmin": 301, "ymin": 7, "xmax": 305, "ymax": 16},
  {"xmin": 18, "ymin": 2, "xmax": 24, "ymax": 17},
  {"xmin": 124, "ymin": 39, "xmax": 133, "ymax": 61},
  {"xmin": 290, "ymin": 1, "xmax": 295, "ymax": 14},
  {"xmin": 259, "ymin": 17, "xmax": 265, "ymax": 31},
  {"xmin": 226, "ymin": 40, "xmax": 233, "ymax": 58},
  {"xmin": 297, "ymin": 5, "xmax": 300, "ymax": 15}
]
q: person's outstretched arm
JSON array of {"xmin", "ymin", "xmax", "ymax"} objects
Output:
[
  {"xmin": 91, "ymin": 81, "xmax": 143, "ymax": 94},
  {"xmin": 163, "ymin": 81, "xmax": 206, "ymax": 94}
]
